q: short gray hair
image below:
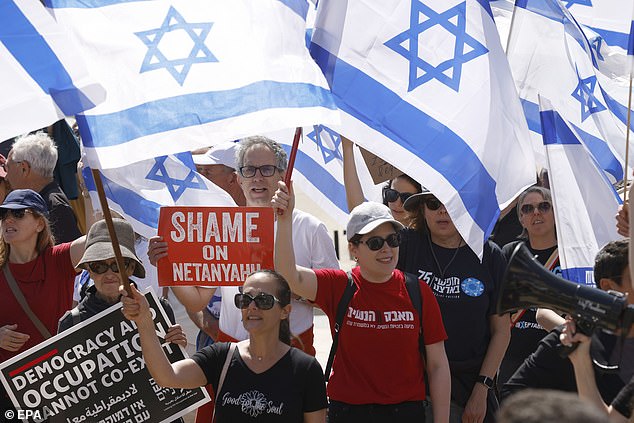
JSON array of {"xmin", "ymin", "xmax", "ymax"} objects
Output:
[
  {"xmin": 236, "ymin": 136, "xmax": 288, "ymax": 171},
  {"xmin": 11, "ymin": 132, "xmax": 58, "ymax": 178}
]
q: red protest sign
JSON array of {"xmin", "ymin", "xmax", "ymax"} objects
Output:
[{"xmin": 157, "ymin": 207, "xmax": 274, "ymax": 286}]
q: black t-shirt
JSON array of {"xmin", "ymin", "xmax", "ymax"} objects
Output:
[
  {"xmin": 612, "ymin": 375, "xmax": 634, "ymax": 418},
  {"xmin": 397, "ymin": 229, "xmax": 506, "ymax": 366},
  {"xmin": 191, "ymin": 343, "xmax": 327, "ymax": 422},
  {"xmin": 499, "ymin": 241, "xmax": 560, "ymax": 383},
  {"xmin": 39, "ymin": 181, "xmax": 82, "ymax": 244}
]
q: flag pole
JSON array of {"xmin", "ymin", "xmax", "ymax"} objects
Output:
[
  {"xmin": 284, "ymin": 127, "xmax": 303, "ymax": 186},
  {"xmin": 625, "ymin": 74, "xmax": 632, "ymax": 202},
  {"xmin": 91, "ymin": 168, "xmax": 133, "ymax": 296}
]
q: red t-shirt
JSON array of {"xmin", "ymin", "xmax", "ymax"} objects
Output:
[
  {"xmin": 314, "ymin": 267, "xmax": 447, "ymax": 405},
  {"xmin": 0, "ymin": 243, "xmax": 76, "ymax": 362}
]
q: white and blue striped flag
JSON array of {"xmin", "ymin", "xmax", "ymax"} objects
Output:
[
  {"xmin": 46, "ymin": 0, "xmax": 339, "ymax": 169},
  {"xmin": 310, "ymin": 0, "xmax": 536, "ymax": 258},
  {"xmin": 539, "ymin": 96, "xmax": 622, "ymax": 285},
  {"xmin": 0, "ymin": 0, "xmax": 104, "ymax": 141},
  {"xmin": 83, "ymin": 153, "xmax": 236, "ymax": 238},
  {"xmin": 508, "ymin": 0, "xmax": 631, "ymax": 179}
]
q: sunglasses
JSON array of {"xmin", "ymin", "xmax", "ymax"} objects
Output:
[
  {"xmin": 0, "ymin": 209, "xmax": 34, "ymax": 220},
  {"xmin": 88, "ymin": 259, "xmax": 132, "ymax": 274},
  {"xmin": 239, "ymin": 165, "xmax": 280, "ymax": 178},
  {"xmin": 520, "ymin": 201, "xmax": 552, "ymax": 215},
  {"xmin": 382, "ymin": 188, "xmax": 413, "ymax": 204},
  {"xmin": 234, "ymin": 292, "xmax": 281, "ymax": 310},
  {"xmin": 424, "ymin": 197, "xmax": 442, "ymax": 211},
  {"xmin": 359, "ymin": 232, "xmax": 401, "ymax": 251}
]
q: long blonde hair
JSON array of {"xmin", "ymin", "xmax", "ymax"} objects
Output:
[{"xmin": 0, "ymin": 212, "xmax": 55, "ymax": 268}]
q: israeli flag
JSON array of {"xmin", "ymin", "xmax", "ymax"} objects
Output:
[
  {"xmin": 45, "ymin": 0, "xmax": 339, "ymax": 169},
  {"xmin": 83, "ymin": 152, "xmax": 236, "ymax": 238},
  {"xmin": 563, "ymin": 0, "xmax": 634, "ymax": 51},
  {"xmin": 539, "ymin": 97, "xmax": 622, "ymax": 285},
  {"xmin": 266, "ymin": 126, "xmax": 382, "ymax": 223},
  {"xmin": 508, "ymin": 0, "xmax": 632, "ymax": 181},
  {"xmin": 311, "ymin": 0, "xmax": 536, "ymax": 258},
  {"xmin": 0, "ymin": 0, "xmax": 104, "ymax": 141}
]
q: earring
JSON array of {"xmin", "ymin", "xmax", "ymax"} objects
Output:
[{"xmin": 353, "ymin": 256, "xmax": 358, "ymax": 262}]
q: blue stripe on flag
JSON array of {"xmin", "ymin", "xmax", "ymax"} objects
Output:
[
  {"xmin": 562, "ymin": 267, "xmax": 595, "ymax": 286},
  {"xmin": 78, "ymin": 81, "xmax": 336, "ymax": 148},
  {"xmin": 311, "ymin": 43, "xmax": 499, "ymax": 236},
  {"xmin": 281, "ymin": 145, "xmax": 349, "ymax": 214},
  {"xmin": 1, "ymin": 1, "xmax": 95, "ymax": 115},
  {"xmin": 540, "ymin": 109, "xmax": 581, "ymax": 145},
  {"xmin": 83, "ymin": 168, "xmax": 160, "ymax": 228},
  {"xmin": 590, "ymin": 26, "xmax": 629, "ymax": 50},
  {"xmin": 475, "ymin": 0, "xmax": 494, "ymax": 20},
  {"xmin": 522, "ymin": 98, "xmax": 623, "ymax": 181},
  {"xmin": 47, "ymin": 0, "xmax": 309, "ymax": 19},
  {"xmin": 598, "ymin": 85, "xmax": 634, "ymax": 131},
  {"xmin": 515, "ymin": 0, "xmax": 565, "ymax": 23}
]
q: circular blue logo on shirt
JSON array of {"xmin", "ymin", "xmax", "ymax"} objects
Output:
[{"xmin": 461, "ymin": 278, "xmax": 484, "ymax": 297}]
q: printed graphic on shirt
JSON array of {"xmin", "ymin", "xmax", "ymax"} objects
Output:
[
  {"xmin": 462, "ymin": 277, "xmax": 484, "ymax": 297},
  {"xmin": 418, "ymin": 271, "xmax": 485, "ymax": 299},
  {"xmin": 345, "ymin": 306, "xmax": 416, "ymax": 330},
  {"xmin": 221, "ymin": 389, "xmax": 284, "ymax": 418}
]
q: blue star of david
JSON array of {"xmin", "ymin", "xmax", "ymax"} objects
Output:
[
  {"xmin": 135, "ymin": 6, "xmax": 217, "ymax": 86},
  {"xmin": 570, "ymin": 67, "xmax": 606, "ymax": 121},
  {"xmin": 384, "ymin": 0, "xmax": 488, "ymax": 92},
  {"xmin": 146, "ymin": 156, "xmax": 207, "ymax": 201},
  {"xmin": 307, "ymin": 125, "xmax": 343, "ymax": 164},
  {"xmin": 591, "ymin": 36, "xmax": 604, "ymax": 62},
  {"xmin": 563, "ymin": 0, "xmax": 592, "ymax": 8}
]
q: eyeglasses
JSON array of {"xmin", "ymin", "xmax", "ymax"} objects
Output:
[
  {"xmin": 359, "ymin": 232, "xmax": 401, "ymax": 251},
  {"xmin": 382, "ymin": 188, "xmax": 414, "ymax": 204},
  {"xmin": 88, "ymin": 259, "xmax": 132, "ymax": 274},
  {"xmin": 424, "ymin": 197, "xmax": 443, "ymax": 211},
  {"xmin": 0, "ymin": 209, "xmax": 33, "ymax": 220},
  {"xmin": 239, "ymin": 165, "xmax": 280, "ymax": 178},
  {"xmin": 520, "ymin": 201, "xmax": 552, "ymax": 215},
  {"xmin": 234, "ymin": 292, "xmax": 281, "ymax": 310}
]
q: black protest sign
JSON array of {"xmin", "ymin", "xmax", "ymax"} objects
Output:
[{"xmin": 0, "ymin": 291, "xmax": 209, "ymax": 423}]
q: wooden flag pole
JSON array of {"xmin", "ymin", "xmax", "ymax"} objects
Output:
[
  {"xmin": 91, "ymin": 169, "xmax": 133, "ymax": 296},
  {"xmin": 625, "ymin": 74, "xmax": 633, "ymax": 203},
  {"xmin": 284, "ymin": 127, "xmax": 303, "ymax": 187}
]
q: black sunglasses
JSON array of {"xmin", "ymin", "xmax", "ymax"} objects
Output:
[
  {"xmin": 88, "ymin": 259, "xmax": 132, "ymax": 275},
  {"xmin": 382, "ymin": 187, "xmax": 413, "ymax": 204},
  {"xmin": 234, "ymin": 292, "xmax": 281, "ymax": 310},
  {"xmin": 239, "ymin": 165, "xmax": 280, "ymax": 178},
  {"xmin": 521, "ymin": 201, "xmax": 552, "ymax": 215},
  {"xmin": 424, "ymin": 197, "xmax": 442, "ymax": 211},
  {"xmin": 0, "ymin": 209, "xmax": 33, "ymax": 220},
  {"xmin": 359, "ymin": 232, "xmax": 401, "ymax": 251}
]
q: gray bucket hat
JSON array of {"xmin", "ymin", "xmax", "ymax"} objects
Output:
[
  {"xmin": 403, "ymin": 187, "xmax": 435, "ymax": 212},
  {"xmin": 346, "ymin": 202, "xmax": 404, "ymax": 241},
  {"xmin": 77, "ymin": 219, "xmax": 145, "ymax": 278}
]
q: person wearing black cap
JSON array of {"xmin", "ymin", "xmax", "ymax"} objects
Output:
[
  {"xmin": 397, "ymin": 189, "xmax": 510, "ymax": 423},
  {"xmin": 0, "ymin": 189, "xmax": 87, "ymax": 414}
]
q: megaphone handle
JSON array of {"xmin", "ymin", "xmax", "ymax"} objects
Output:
[{"xmin": 557, "ymin": 318, "xmax": 593, "ymax": 358}]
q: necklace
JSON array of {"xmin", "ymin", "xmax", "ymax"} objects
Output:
[{"xmin": 427, "ymin": 232, "xmax": 462, "ymax": 280}]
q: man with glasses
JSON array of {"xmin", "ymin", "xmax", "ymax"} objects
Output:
[{"xmin": 5, "ymin": 132, "xmax": 81, "ymax": 243}]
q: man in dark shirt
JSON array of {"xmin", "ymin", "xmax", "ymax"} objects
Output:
[{"xmin": 4, "ymin": 132, "xmax": 82, "ymax": 243}]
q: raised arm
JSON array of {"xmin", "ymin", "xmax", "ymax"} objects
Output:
[
  {"xmin": 70, "ymin": 235, "xmax": 87, "ymax": 269},
  {"xmin": 120, "ymin": 284, "xmax": 207, "ymax": 389},
  {"xmin": 341, "ymin": 136, "xmax": 365, "ymax": 212},
  {"xmin": 271, "ymin": 180, "xmax": 319, "ymax": 301}
]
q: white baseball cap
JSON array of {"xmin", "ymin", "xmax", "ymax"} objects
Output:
[{"xmin": 192, "ymin": 142, "xmax": 238, "ymax": 169}]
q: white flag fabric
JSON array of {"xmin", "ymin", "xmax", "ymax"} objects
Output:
[
  {"xmin": 311, "ymin": 0, "xmax": 536, "ymax": 258},
  {"xmin": 83, "ymin": 152, "xmax": 236, "ymax": 238},
  {"xmin": 539, "ymin": 97, "xmax": 622, "ymax": 285},
  {"xmin": 46, "ymin": 0, "xmax": 338, "ymax": 169},
  {"xmin": 508, "ymin": 0, "xmax": 631, "ymax": 180},
  {"xmin": 0, "ymin": 0, "xmax": 104, "ymax": 141}
]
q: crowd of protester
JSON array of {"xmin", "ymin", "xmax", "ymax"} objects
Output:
[{"xmin": 0, "ymin": 127, "xmax": 633, "ymax": 423}]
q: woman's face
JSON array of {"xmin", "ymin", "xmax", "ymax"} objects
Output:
[
  {"xmin": 349, "ymin": 222, "xmax": 399, "ymax": 280},
  {"xmin": 519, "ymin": 192, "xmax": 555, "ymax": 239},
  {"xmin": 239, "ymin": 273, "xmax": 289, "ymax": 335},
  {"xmin": 88, "ymin": 258, "xmax": 136, "ymax": 303},
  {"xmin": 1, "ymin": 209, "xmax": 44, "ymax": 245},
  {"xmin": 423, "ymin": 197, "xmax": 459, "ymax": 242},
  {"xmin": 386, "ymin": 177, "xmax": 418, "ymax": 225}
]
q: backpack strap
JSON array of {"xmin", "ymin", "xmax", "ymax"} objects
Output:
[
  {"xmin": 324, "ymin": 272, "xmax": 357, "ymax": 381},
  {"xmin": 403, "ymin": 272, "xmax": 424, "ymax": 352}
]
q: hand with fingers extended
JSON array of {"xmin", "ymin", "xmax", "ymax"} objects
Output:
[
  {"xmin": 271, "ymin": 180, "xmax": 294, "ymax": 221},
  {"xmin": 616, "ymin": 202, "xmax": 629, "ymax": 238},
  {"xmin": 147, "ymin": 235, "xmax": 168, "ymax": 267},
  {"xmin": 0, "ymin": 324, "xmax": 30, "ymax": 352},
  {"xmin": 120, "ymin": 284, "xmax": 153, "ymax": 324},
  {"xmin": 164, "ymin": 324, "xmax": 188, "ymax": 347}
]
